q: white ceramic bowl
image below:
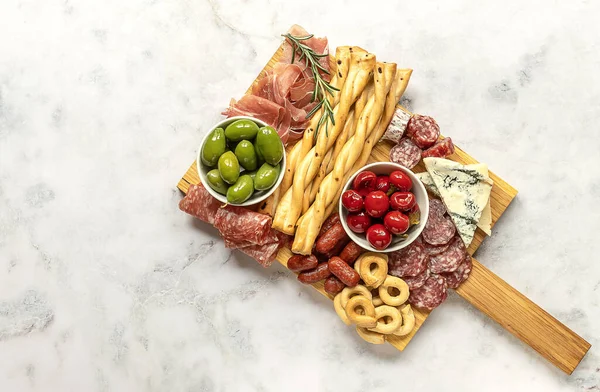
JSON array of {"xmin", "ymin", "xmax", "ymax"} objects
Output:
[
  {"xmin": 197, "ymin": 116, "xmax": 286, "ymax": 206},
  {"xmin": 339, "ymin": 162, "xmax": 429, "ymax": 253}
]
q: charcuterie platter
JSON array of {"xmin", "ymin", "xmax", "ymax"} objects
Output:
[{"xmin": 177, "ymin": 26, "xmax": 590, "ymax": 374}]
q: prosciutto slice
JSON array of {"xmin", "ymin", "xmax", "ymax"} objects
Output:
[{"xmin": 223, "ymin": 25, "xmax": 330, "ymax": 144}]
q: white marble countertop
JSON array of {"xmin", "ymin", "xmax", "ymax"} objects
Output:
[{"xmin": 1, "ymin": 0, "xmax": 599, "ymax": 390}]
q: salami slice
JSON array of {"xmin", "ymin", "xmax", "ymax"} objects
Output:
[
  {"xmin": 422, "ymin": 216, "xmax": 456, "ymax": 246},
  {"xmin": 403, "ymin": 269, "xmax": 430, "ymax": 290},
  {"xmin": 442, "ymin": 254, "xmax": 473, "ymax": 289},
  {"xmin": 179, "ymin": 183, "xmax": 223, "ymax": 224},
  {"xmin": 428, "ymin": 236, "xmax": 467, "ymax": 273},
  {"xmin": 428, "ymin": 198, "xmax": 446, "ymax": 220},
  {"xmin": 388, "ymin": 240, "xmax": 428, "ymax": 277},
  {"xmin": 408, "ymin": 273, "xmax": 448, "ymax": 310},
  {"xmin": 424, "ymin": 241, "xmax": 451, "ymax": 256},
  {"xmin": 390, "ymin": 138, "xmax": 422, "ymax": 169},
  {"xmin": 382, "ymin": 108, "xmax": 411, "ymax": 143},
  {"xmin": 213, "ymin": 206, "xmax": 275, "ymax": 245},
  {"xmin": 406, "ymin": 114, "xmax": 440, "ymax": 149},
  {"xmin": 422, "ymin": 137, "xmax": 455, "ymax": 159}
]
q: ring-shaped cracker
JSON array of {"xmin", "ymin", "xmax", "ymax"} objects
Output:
[
  {"xmin": 333, "ymin": 293, "xmax": 352, "ymax": 325},
  {"xmin": 356, "ymin": 326, "xmax": 385, "ymax": 344},
  {"xmin": 393, "ymin": 304, "xmax": 415, "ymax": 336},
  {"xmin": 357, "ymin": 253, "xmax": 388, "ymax": 288},
  {"xmin": 368, "ymin": 305, "xmax": 402, "ymax": 334},
  {"xmin": 339, "ymin": 285, "xmax": 371, "ymax": 308},
  {"xmin": 378, "ymin": 275, "xmax": 410, "ymax": 306},
  {"xmin": 345, "ymin": 295, "xmax": 377, "ymax": 328}
]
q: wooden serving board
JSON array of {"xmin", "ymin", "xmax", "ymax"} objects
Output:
[{"xmin": 177, "ymin": 39, "xmax": 590, "ymax": 374}]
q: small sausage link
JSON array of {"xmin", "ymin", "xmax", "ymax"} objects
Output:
[
  {"xmin": 328, "ymin": 256, "xmax": 360, "ymax": 287},
  {"xmin": 324, "ymin": 276, "xmax": 346, "ymax": 296},
  {"xmin": 297, "ymin": 262, "xmax": 332, "ymax": 284},
  {"xmin": 287, "ymin": 254, "xmax": 318, "ymax": 272},
  {"xmin": 319, "ymin": 213, "xmax": 341, "ymax": 237},
  {"xmin": 324, "ymin": 236, "xmax": 350, "ymax": 259},
  {"xmin": 315, "ymin": 222, "xmax": 347, "ymax": 254},
  {"xmin": 339, "ymin": 241, "xmax": 364, "ymax": 265}
]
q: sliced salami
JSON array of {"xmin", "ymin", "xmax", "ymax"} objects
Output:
[
  {"xmin": 422, "ymin": 216, "xmax": 456, "ymax": 246},
  {"xmin": 179, "ymin": 183, "xmax": 223, "ymax": 224},
  {"xmin": 382, "ymin": 108, "xmax": 411, "ymax": 143},
  {"xmin": 388, "ymin": 240, "xmax": 428, "ymax": 277},
  {"xmin": 213, "ymin": 206, "xmax": 275, "ymax": 245},
  {"xmin": 428, "ymin": 236, "xmax": 467, "ymax": 273},
  {"xmin": 428, "ymin": 198, "xmax": 446, "ymax": 220},
  {"xmin": 442, "ymin": 254, "xmax": 473, "ymax": 289},
  {"xmin": 390, "ymin": 138, "xmax": 422, "ymax": 169},
  {"xmin": 403, "ymin": 269, "xmax": 430, "ymax": 290},
  {"xmin": 406, "ymin": 114, "xmax": 440, "ymax": 149},
  {"xmin": 422, "ymin": 137, "xmax": 455, "ymax": 159},
  {"xmin": 424, "ymin": 241, "xmax": 451, "ymax": 256},
  {"xmin": 408, "ymin": 273, "xmax": 448, "ymax": 310}
]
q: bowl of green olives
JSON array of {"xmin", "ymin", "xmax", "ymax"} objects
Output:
[{"xmin": 197, "ymin": 116, "xmax": 286, "ymax": 206}]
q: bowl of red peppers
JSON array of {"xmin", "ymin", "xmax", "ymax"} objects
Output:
[{"xmin": 338, "ymin": 162, "xmax": 429, "ymax": 252}]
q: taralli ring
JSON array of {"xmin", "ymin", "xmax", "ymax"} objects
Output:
[
  {"xmin": 345, "ymin": 295, "xmax": 377, "ymax": 328},
  {"xmin": 368, "ymin": 305, "xmax": 402, "ymax": 334},
  {"xmin": 372, "ymin": 295, "xmax": 384, "ymax": 307},
  {"xmin": 339, "ymin": 284, "xmax": 372, "ymax": 308},
  {"xmin": 356, "ymin": 326, "xmax": 385, "ymax": 344},
  {"xmin": 357, "ymin": 253, "xmax": 388, "ymax": 288},
  {"xmin": 333, "ymin": 293, "xmax": 352, "ymax": 326},
  {"xmin": 378, "ymin": 275, "xmax": 410, "ymax": 306},
  {"xmin": 393, "ymin": 304, "xmax": 415, "ymax": 336}
]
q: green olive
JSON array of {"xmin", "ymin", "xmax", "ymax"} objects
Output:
[
  {"xmin": 245, "ymin": 170, "xmax": 257, "ymax": 181},
  {"xmin": 234, "ymin": 140, "xmax": 258, "ymax": 171},
  {"xmin": 201, "ymin": 127, "xmax": 226, "ymax": 167},
  {"xmin": 226, "ymin": 175, "xmax": 254, "ymax": 204},
  {"xmin": 255, "ymin": 126, "xmax": 283, "ymax": 166},
  {"xmin": 224, "ymin": 119, "xmax": 259, "ymax": 142},
  {"xmin": 254, "ymin": 163, "xmax": 280, "ymax": 191},
  {"xmin": 218, "ymin": 151, "xmax": 240, "ymax": 184},
  {"xmin": 205, "ymin": 169, "xmax": 228, "ymax": 195}
]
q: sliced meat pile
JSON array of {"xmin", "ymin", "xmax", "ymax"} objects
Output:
[
  {"xmin": 387, "ymin": 196, "xmax": 472, "ymax": 310},
  {"xmin": 385, "ymin": 111, "xmax": 456, "ymax": 169},
  {"xmin": 222, "ymin": 25, "xmax": 330, "ymax": 145},
  {"xmin": 179, "ymin": 183, "xmax": 289, "ymax": 267}
]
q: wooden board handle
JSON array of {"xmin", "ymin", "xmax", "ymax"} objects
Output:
[{"xmin": 455, "ymin": 259, "xmax": 591, "ymax": 374}]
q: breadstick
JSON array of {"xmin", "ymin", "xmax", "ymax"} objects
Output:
[
  {"xmin": 277, "ymin": 47, "xmax": 348, "ymax": 197},
  {"xmin": 324, "ymin": 68, "xmax": 412, "ymax": 218},
  {"xmin": 292, "ymin": 62, "xmax": 396, "ymax": 254},
  {"xmin": 273, "ymin": 50, "xmax": 373, "ymax": 234}
]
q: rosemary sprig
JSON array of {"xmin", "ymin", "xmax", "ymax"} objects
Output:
[{"xmin": 282, "ymin": 33, "xmax": 338, "ymax": 139}]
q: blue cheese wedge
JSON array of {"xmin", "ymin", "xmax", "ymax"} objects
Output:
[
  {"xmin": 423, "ymin": 158, "xmax": 493, "ymax": 247},
  {"xmin": 416, "ymin": 169, "xmax": 492, "ymax": 236}
]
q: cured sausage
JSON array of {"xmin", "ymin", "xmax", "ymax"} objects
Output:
[
  {"xmin": 408, "ymin": 273, "xmax": 448, "ymax": 310},
  {"xmin": 402, "ymin": 269, "xmax": 430, "ymax": 290},
  {"xmin": 324, "ymin": 276, "xmax": 346, "ymax": 295},
  {"xmin": 388, "ymin": 240, "xmax": 428, "ymax": 277},
  {"xmin": 424, "ymin": 241, "xmax": 451, "ymax": 256},
  {"xmin": 428, "ymin": 198, "xmax": 446, "ymax": 220},
  {"xmin": 213, "ymin": 205, "xmax": 276, "ymax": 245},
  {"xmin": 339, "ymin": 241, "xmax": 364, "ymax": 265},
  {"xmin": 422, "ymin": 137, "xmax": 455, "ymax": 158},
  {"xmin": 422, "ymin": 216, "xmax": 456, "ymax": 246},
  {"xmin": 179, "ymin": 183, "xmax": 224, "ymax": 224},
  {"xmin": 406, "ymin": 114, "xmax": 440, "ymax": 149},
  {"xmin": 297, "ymin": 263, "xmax": 332, "ymax": 284},
  {"xmin": 287, "ymin": 254, "xmax": 319, "ymax": 272},
  {"xmin": 328, "ymin": 256, "xmax": 360, "ymax": 287},
  {"xmin": 319, "ymin": 213, "xmax": 341, "ymax": 237},
  {"xmin": 442, "ymin": 254, "xmax": 473, "ymax": 289},
  {"xmin": 428, "ymin": 236, "xmax": 467, "ymax": 274},
  {"xmin": 389, "ymin": 138, "xmax": 421, "ymax": 169},
  {"xmin": 315, "ymin": 222, "xmax": 347, "ymax": 254}
]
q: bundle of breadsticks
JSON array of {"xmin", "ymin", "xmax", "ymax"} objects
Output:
[{"xmin": 268, "ymin": 46, "xmax": 412, "ymax": 255}]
